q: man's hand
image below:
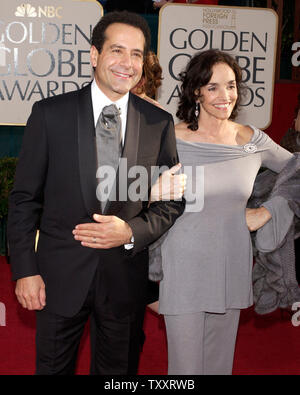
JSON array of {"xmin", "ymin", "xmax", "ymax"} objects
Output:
[
  {"xmin": 15, "ymin": 275, "xmax": 46, "ymax": 311},
  {"xmin": 245, "ymin": 207, "xmax": 272, "ymax": 232},
  {"xmin": 73, "ymin": 214, "xmax": 133, "ymax": 249}
]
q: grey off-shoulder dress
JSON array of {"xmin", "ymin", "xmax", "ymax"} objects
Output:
[{"xmin": 158, "ymin": 127, "xmax": 293, "ymax": 315}]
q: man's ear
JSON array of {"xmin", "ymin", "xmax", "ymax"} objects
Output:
[{"xmin": 90, "ymin": 46, "xmax": 98, "ymax": 68}]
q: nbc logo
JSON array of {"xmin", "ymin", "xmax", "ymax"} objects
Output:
[
  {"xmin": 14, "ymin": 3, "xmax": 63, "ymax": 18},
  {"xmin": 15, "ymin": 3, "xmax": 37, "ymax": 17}
]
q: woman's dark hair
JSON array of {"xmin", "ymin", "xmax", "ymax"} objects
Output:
[
  {"xmin": 91, "ymin": 11, "xmax": 151, "ymax": 57},
  {"xmin": 176, "ymin": 49, "xmax": 246, "ymax": 131}
]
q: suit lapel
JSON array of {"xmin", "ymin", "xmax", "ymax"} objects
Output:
[
  {"xmin": 77, "ymin": 84, "xmax": 101, "ymax": 218},
  {"xmin": 121, "ymin": 93, "xmax": 140, "ymax": 176},
  {"xmin": 105, "ymin": 93, "xmax": 141, "ymax": 215}
]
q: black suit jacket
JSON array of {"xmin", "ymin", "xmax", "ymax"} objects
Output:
[{"xmin": 8, "ymin": 84, "xmax": 185, "ymax": 317}]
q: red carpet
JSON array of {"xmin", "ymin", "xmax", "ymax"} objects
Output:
[{"xmin": 1, "ymin": 256, "xmax": 300, "ymax": 375}]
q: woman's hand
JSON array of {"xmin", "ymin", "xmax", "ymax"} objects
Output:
[
  {"xmin": 245, "ymin": 207, "xmax": 272, "ymax": 232},
  {"xmin": 150, "ymin": 163, "xmax": 187, "ymax": 202}
]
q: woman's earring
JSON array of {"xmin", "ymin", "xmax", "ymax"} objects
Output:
[{"xmin": 195, "ymin": 102, "xmax": 199, "ymax": 118}]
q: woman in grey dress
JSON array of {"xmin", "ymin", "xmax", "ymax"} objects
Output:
[{"xmin": 158, "ymin": 50, "xmax": 293, "ymax": 375}]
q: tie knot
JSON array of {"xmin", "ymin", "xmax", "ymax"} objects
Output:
[{"xmin": 100, "ymin": 104, "xmax": 120, "ymax": 130}]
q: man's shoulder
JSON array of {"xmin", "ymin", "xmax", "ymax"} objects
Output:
[
  {"xmin": 130, "ymin": 93, "xmax": 171, "ymax": 119},
  {"xmin": 35, "ymin": 83, "xmax": 91, "ymax": 110}
]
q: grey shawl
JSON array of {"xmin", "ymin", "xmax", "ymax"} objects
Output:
[{"xmin": 248, "ymin": 153, "xmax": 300, "ymax": 314}]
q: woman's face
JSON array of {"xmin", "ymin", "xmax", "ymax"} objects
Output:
[{"xmin": 198, "ymin": 62, "xmax": 238, "ymax": 121}]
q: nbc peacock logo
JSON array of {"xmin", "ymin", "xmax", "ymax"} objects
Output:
[
  {"xmin": 15, "ymin": 3, "xmax": 37, "ymax": 17},
  {"xmin": 14, "ymin": 3, "xmax": 63, "ymax": 18}
]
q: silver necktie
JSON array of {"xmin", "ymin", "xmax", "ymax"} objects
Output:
[{"xmin": 95, "ymin": 104, "xmax": 122, "ymax": 212}]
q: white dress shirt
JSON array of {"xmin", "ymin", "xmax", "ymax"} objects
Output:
[
  {"xmin": 91, "ymin": 79, "xmax": 129, "ymax": 146},
  {"xmin": 91, "ymin": 79, "xmax": 134, "ymax": 249}
]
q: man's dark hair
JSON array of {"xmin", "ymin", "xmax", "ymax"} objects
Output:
[
  {"xmin": 176, "ymin": 49, "xmax": 246, "ymax": 131},
  {"xmin": 91, "ymin": 11, "xmax": 151, "ymax": 56}
]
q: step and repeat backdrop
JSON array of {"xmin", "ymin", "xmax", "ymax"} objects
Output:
[
  {"xmin": 157, "ymin": 4, "xmax": 278, "ymax": 129},
  {"xmin": 0, "ymin": 0, "xmax": 102, "ymax": 125},
  {"xmin": 1, "ymin": 2, "xmax": 277, "ymax": 129}
]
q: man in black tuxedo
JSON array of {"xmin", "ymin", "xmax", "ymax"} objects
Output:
[{"xmin": 8, "ymin": 11, "xmax": 184, "ymax": 375}]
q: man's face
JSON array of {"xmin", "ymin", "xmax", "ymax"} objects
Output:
[{"xmin": 90, "ymin": 23, "xmax": 145, "ymax": 101}]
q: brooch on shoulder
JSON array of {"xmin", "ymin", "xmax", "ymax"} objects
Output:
[{"xmin": 243, "ymin": 143, "xmax": 257, "ymax": 153}]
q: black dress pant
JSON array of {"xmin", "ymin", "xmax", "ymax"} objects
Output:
[{"xmin": 35, "ymin": 265, "xmax": 145, "ymax": 375}]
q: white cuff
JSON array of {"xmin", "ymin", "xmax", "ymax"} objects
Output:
[{"xmin": 124, "ymin": 235, "xmax": 134, "ymax": 250}]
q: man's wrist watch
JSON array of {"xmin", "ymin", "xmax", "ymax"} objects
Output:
[{"xmin": 124, "ymin": 235, "xmax": 134, "ymax": 250}]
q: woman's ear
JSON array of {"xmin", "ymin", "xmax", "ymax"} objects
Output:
[{"xmin": 194, "ymin": 88, "xmax": 202, "ymax": 102}]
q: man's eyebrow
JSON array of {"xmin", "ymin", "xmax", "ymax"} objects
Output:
[
  {"xmin": 110, "ymin": 44, "xmax": 143, "ymax": 54},
  {"xmin": 110, "ymin": 44, "xmax": 124, "ymax": 49}
]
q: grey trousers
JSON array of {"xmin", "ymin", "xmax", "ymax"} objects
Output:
[{"xmin": 164, "ymin": 309, "xmax": 240, "ymax": 375}]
